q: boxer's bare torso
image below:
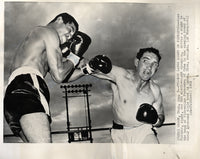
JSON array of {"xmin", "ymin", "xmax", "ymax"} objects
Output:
[
  {"xmin": 11, "ymin": 25, "xmax": 75, "ymax": 82},
  {"xmin": 110, "ymin": 66, "xmax": 162, "ymax": 127}
]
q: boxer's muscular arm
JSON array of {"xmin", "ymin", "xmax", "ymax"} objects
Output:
[
  {"xmin": 44, "ymin": 28, "xmax": 74, "ymax": 83},
  {"xmin": 68, "ymin": 61, "xmax": 122, "ymax": 83},
  {"xmin": 151, "ymin": 82, "xmax": 165, "ymax": 127},
  {"xmin": 66, "ymin": 59, "xmax": 87, "ymax": 82},
  {"xmin": 67, "ymin": 66, "xmax": 117, "ymax": 83}
]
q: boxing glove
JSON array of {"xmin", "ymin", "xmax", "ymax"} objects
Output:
[
  {"xmin": 60, "ymin": 31, "xmax": 91, "ymax": 58},
  {"xmin": 70, "ymin": 31, "xmax": 91, "ymax": 57},
  {"xmin": 136, "ymin": 103, "xmax": 158, "ymax": 124},
  {"xmin": 81, "ymin": 55, "xmax": 112, "ymax": 74}
]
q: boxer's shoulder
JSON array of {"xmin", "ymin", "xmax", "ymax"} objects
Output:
[
  {"xmin": 112, "ymin": 65, "xmax": 129, "ymax": 76},
  {"xmin": 110, "ymin": 66, "xmax": 130, "ymax": 83},
  {"xmin": 150, "ymin": 80, "xmax": 162, "ymax": 98},
  {"xmin": 150, "ymin": 80, "xmax": 160, "ymax": 90},
  {"xmin": 30, "ymin": 26, "xmax": 59, "ymax": 41},
  {"xmin": 123, "ymin": 68, "xmax": 136, "ymax": 81}
]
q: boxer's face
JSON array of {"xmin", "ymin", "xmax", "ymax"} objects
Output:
[
  {"xmin": 59, "ymin": 22, "xmax": 77, "ymax": 44},
  {"xmin": 56, "ymin": 17, "xmax": 77, "ymax": 44},
  {"xmin": 135, "ymin": 52, "xmax": 159, "ymax": 81}
]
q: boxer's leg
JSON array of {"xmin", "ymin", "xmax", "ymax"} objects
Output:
[
  {"xmin": 142, "ymin": 134, "xmax": 159, "ymax": 144},
  {"xmin": 134, "ymin": 124, "xmax": 159, "ymax": 144},
  {"xmin": 111, "ymin": 129, "xmax": 125, "ymax": 143},
  {"xmin": 19, "ymin": 112, "xmax": 52, "ymax": 143}
]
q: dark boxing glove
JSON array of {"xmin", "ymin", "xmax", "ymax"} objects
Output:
[
  {"xmin": 60, "ymin": 31, "xmax": 91, "ymax": 58},
  {"xmin": 60, "ymin": 31, "xmax": 91, "ymax": 66},
  {"xmin": 70, "ymin": 31, "xmax": 91, "ymax": 57},
  {"xmin": 81, "ymin": 55, "xmax": 112, "ymax": 74},
  {"xmin": 136, "ymin": 103, "xmax": 158, "ymax": 124}
]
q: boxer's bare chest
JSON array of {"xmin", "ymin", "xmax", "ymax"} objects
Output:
[{"xmin": 112, "ymin": 72, "xmax": 155, "ymax": 108}]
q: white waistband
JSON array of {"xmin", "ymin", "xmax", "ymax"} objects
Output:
[{"xmin": 8, "ymin": 66, "xmax": 44, "ymax": 86}]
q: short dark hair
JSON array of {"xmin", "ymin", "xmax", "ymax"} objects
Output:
[
  {"xmin": 136, "ymin": 47, "xmax": 161, "ymax": 62},
  {"xmin": 49, "ymin": 13, "xmax": 79, "ymax": 31}
]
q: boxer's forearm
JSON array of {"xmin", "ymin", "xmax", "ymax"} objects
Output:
[
  {"xmin": 49, "ymin": 60, "xmax": 75, "ymax": 83},
  {"xmin": 90, "ymin": 72, "xmax": 115, "ymax": 83},
  {"xmin": 67, "ymin": 68, "xmax": 85, "ymax": 82},
  {"xmin": 90, "ymin": 65, "xmax": 122, "ymax": 83},
  {"xmin": 68, "ymin": 62, "xmax": 117, "ymax": 83}
]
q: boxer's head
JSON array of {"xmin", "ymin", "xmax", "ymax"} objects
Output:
[
  {"xmin": 135, "ymin": 47, "xmax": 161, "ymax": 81},
  {"xmin": 49, "ymin": 13, "xmax": 79, "ymax": 30},
  {"xmin": 49, "ymin": 13, "xmax": 79, "ymax": 44},
  {"xmin": 136, "ymin": 47, "xmax": 161, "ymax": 62}
]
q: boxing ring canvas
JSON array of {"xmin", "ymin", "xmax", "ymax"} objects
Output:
[{"xmin": 3, "ymin": 2, "xmax": 175, "ymax": 144}]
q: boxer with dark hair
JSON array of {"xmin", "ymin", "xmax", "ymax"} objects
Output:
[
  {"xmin": 4, "ymin": 12, "xmax": 91, "ymax": 143},
  {"xmin": 69, "ymin": 47, "xmax": 164, "ymax": 143}
]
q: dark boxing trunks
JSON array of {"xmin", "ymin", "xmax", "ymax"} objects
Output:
[{"xmin": 4, "ymin": 68, "xmax": 51, "ymax": 136}]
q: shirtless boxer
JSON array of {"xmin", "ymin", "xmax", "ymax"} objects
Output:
[
  {"xmin": 70, "ymin": 47, "xmax": 165, "ymax": 143},
  {"xmin": 4, "ymin": 13, "xmax": 91, "ymax": 143}
]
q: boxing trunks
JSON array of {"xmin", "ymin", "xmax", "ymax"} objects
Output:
[
  {"xmin": 111, "ymin": 121, "xmax": 156, "ymax": 143},
  {"xmin": 4, "ymin": 67, "xmax": 51, "ymax": 136}
]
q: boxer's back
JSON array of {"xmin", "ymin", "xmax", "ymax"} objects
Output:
[{"xmin": 11, "ymin": 26, "xmax": 50, "ymax": 77}]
